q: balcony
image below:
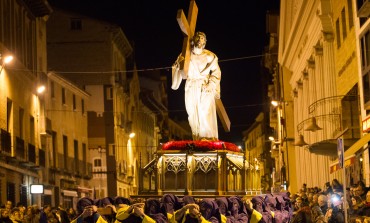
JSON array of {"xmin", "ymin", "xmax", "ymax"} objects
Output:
[{"xmin": 296, "ymin": 95, "xmax": 360, "ymax": 156}]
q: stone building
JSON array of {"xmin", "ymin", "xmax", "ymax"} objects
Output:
[
  {"xmin": 277, "ymin": 0, "xmax": 362, "ymax": 193},
  {"xmin": 44, "ymin": 72, "xmax": 91, "ymax": 208},
  {"xmin": 0, "ymin": 0, "xmax": 52, "ymax": 206},
  {"xmin": 46, "ymin": 8, "xmax": 135, "ymax": 197}
]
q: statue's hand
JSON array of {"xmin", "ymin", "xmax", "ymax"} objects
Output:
[{"xmin": 202, "ymin": 83, "xmax": 215, "ymax": 93}]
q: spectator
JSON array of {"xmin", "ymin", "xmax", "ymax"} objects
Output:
[
  {"xmin": 67, "ymin": 208, "xmax": 77, "ymax": 222},
  {"xmin": 39, "ymin": 205, "xmax": 51, "ymax": 223},
  {"xmin": 9, "ymin": 208, "xmax": 22, "ymax": 223},
  {"xmin": 331, "ymin": 179, "xmax": 343, "ymax": 194},
  {"xmin": 324, "ymin": 182, "xmax": 333, "ymax": 195},
  {"xmin": 311, "ymin": 206, "xmax": 325, "ymax": 223},
  {"xmin": 317, "ymin": 194, "xmax": 328, "ymax": 215},
  {"xmin": 1, "ymin": 209, "xmax": 13, "ymax": 223},
  {"xmin": 326, "ymin": 193, "xmax": 344, "ymax": 223}
]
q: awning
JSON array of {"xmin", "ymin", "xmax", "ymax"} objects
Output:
[
  {"xmin": 62, "ymin": 190, "xmax": 78, "ymax": 197},
  {"xmin": 344, "ymin": 133, "xmax": 370, "ymax": 159}
]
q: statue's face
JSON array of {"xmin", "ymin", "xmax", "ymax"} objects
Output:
[{"xmin": 193, "ymin": 34, "xmax": 206, "ymax": 49}]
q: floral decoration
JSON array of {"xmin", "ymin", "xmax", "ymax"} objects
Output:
[{"xmin": 161, "ymin": 140, "xmax": 241, "ymax": 152}]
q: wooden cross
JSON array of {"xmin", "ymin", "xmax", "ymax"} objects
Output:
[{"xmin": 177, "ymin": 0, "xmax": 230, "ymax": 132}]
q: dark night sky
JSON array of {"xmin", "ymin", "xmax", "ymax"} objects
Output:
[{"xmin": 47, "ymin": 0, "xmax": 280, "ymax": 145}]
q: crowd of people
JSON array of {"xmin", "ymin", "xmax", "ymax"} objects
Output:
[
  {"xmin": 290, "ymin": 180, "xmax": 370, "ymax": 223},
  {"xmin": 0, "ymin": 179, "xmax": 369, "ymax": 223},
  {"xmin": 0, "ymin": 200, "xmax": 76, "ymax": 223}
]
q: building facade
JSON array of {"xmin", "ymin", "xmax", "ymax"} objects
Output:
[
  {"xmin": 277, "ymin": 0, "xmax": 365, "ymax": 193},
  {"xmin": 45, "ymin": 72, "xmax": 91, "ymax": 208},
  {"xmin": 0, "ymin": 0, "xmax": 52, "ymax": 206}
]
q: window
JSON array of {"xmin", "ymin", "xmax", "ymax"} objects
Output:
[
  {"xmin": 30, "ymin": 116, "xmax": 35, "ymax": 144},
  {"xmin": 347, "ymin": 0, "xmax": 354, "ymax": 28},
  {"xmin": 50, "ymin": 81, "xmax": 55, "ymax": 99},
  {"xmin": 63, "ymin": 135, "xmax": 68, "ymax": 169},
  {"xmin": 73, "ymin": 94, "xmax": 76, "ymax": 110},
  {"xmin": 19, "ymin": 108, "xmax": 24, "ymax": 139},
  {"xmin": 7, "ymin": 99, "xmax": 12, "ymax": 132},
  {"xmin": 341, "ymin": 8, "xmax": 347, "ymax": 40},
  {"xmin": 62, "ymin": 88, "xmax": 66, "ymax": 105},
  {"xmin": 106, "ymin": 87, "xmax": 113, "ymax": 100},
  {"xmin": 70, "ymin": 18, "xmax": 82, "ymax": 30},
  {"xmin": 336, "ymin": 19, "xmax": 341, "ymax": 48},
  {"xmin": 360, "ymin": 31, "xmax": 370, "ymax": 108},
  {"xmin": 94, "ymin": 158, "xmax": 102, "ymax": 167},
  {"xmin": 81, "ymin": 99, "xmax": 85, "ymax": 115},
  {"xmin": 74, "ymin": 140, "xmax": 79, "ymax": 172}
]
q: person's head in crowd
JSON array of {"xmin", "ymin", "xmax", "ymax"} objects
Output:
[
  {"xmin": 215, "ymin": 197, "xmax": 229, "ymax": 216},
  {"xmin": 310, "ymin": 205, "xmax": 324, "ymax": 221},
  {"xmin": 294, "ymin": 197, "xmax": 303, "ymax": 210},
  {"xmin": 144, "ymin": 198, "xmax": 167, "ymax": 223},
  {"xmin": 199, "ymin": 198, "xmax": 220, "ymax": 222},
  {"xmin": 96, "ymin": 197, "xmax": 114, "ymax": 207},
  {"xmin": 332, "ymin": 179, "xmax": 343, "ymax": 193},
  {"xmin": 324, "ymin": 182, "xmax": 332, "ymax": 194},
  {"xmin": 351, "ymin": 196, "xmax": 363, "ymax": 210},
  {"xmin": 43, "ymin": 205, "xmax": 52, "ymax": 215},
  {"xmin": 76, "ymin": 197, "xmax": 95, "ymax": 215},
  {"xmin": 5, "ymin": 201, "xmax": 12, "ymax": 210},
  {"xmin": 114, "ymin": 196, "xmax": 131, "ymax": 208},
  {"xmin": 228, "ymin": 196, "xmax": 247, "ymax": 215},
  {"xmin": 1, "ymin": 208, "xmax": 10, "ymax": 218},
  {"xmin": 355, "ymin": 181, "xmax": 367, "ymax": 197},
  {"xmin": 307, "ymin": 193, "xmax": 314, "ymax": 203},
  {"xmin": 251, "ymin": 196, "xmax": 265, "ymax": 213},
  {"xmin": 264, "ymin": 194, "xmax": 277, "ymax": 212},
  {"xmin": 350, "ymin": 184, "xmax": 357, "ymax": 197},
  {"xmin": 317, "ymin": 194, "xmax": 328, "ymax": 207},
  {"xmin": 312, "ymin": 194, "xmax": 319, "ymax": 205},
  {"xmin": 10, "ymin": 208, "xmax": 22, "ymax": 222},
  {"xmin": 330, "ymin": 193, "xmax": 342, "ymax": 208},
  {"xmin": 302, "ymin": 183, "xmax": 307, "ymax": 192},
  {"xmin": 182, "ymin": 195, "xmax": 196, "ymax": 205},
  {"xmin": 161, "ymin": 194, "xmax": 182, "ymax": 214}
]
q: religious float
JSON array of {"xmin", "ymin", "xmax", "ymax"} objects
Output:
[
  {"xmin": 137, "ymin": 0, "xmax": 252, "ymax": 197},
  {"xmin": 138, "ymin": 140, "xmax": 251, "ymax": 196}
]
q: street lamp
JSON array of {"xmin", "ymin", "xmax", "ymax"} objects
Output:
[
  {"xmin": 37, "ymin": 85, "xmax": 46, "ymax": 94},
  {"xmin": 129, "ymin": 132, "xmax": 135, "ymax": 138},
  {"xmin": 271, "ymin": 100, "xmax": 283, "ymax": 190},
  {"xmin": 0, "ymin": 55, "xmax": 13, "ymax": 73}
]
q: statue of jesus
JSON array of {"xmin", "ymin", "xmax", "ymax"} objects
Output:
[{"xmin": 172, "ymin": 31, "xmax": 221, "ymax": 140}]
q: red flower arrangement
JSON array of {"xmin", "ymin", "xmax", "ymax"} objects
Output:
[{"xmin": 161, "ymin": 140, "xmax": 241, "ymax": 153}]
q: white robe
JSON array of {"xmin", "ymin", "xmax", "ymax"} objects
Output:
[{"xmin": 172, "ymin": 49, "xmax": 221, "ymax": 139}]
